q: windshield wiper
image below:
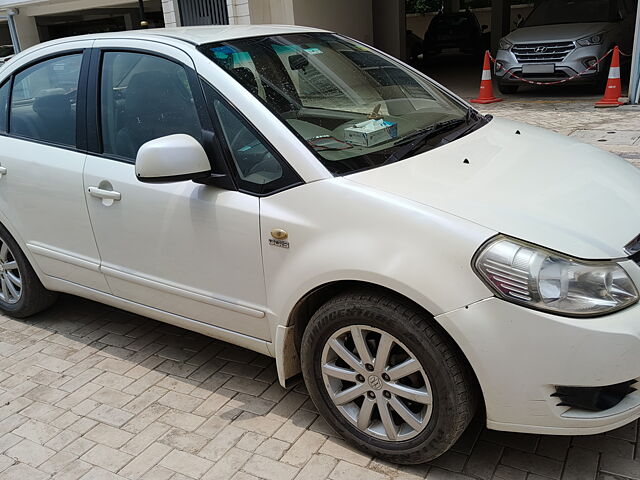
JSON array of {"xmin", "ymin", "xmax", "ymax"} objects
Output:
[
  {"xmin": 437, "ymin": 107, "xmax": 490, "ymax": 146},
  {"xmin": 382, "ymin": 118, "xmax": 466, "ymax": 166}
]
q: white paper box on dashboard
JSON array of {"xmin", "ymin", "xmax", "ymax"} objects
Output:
[{"xmin": 344, "ymin": 119, "xmax": 398, "ymax": 147}]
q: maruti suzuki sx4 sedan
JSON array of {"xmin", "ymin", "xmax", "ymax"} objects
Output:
[{"xmin": 1, "ymin": 26, "xmax": 640, "ymax": 464}]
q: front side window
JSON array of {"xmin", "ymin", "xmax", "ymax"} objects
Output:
[
  {"xmin": 10, "ymin": 54, "xmax": 82, "ymax": 146},
  {"xmin": 200, "ymin": 33, "xmax": 478, "ymax": 175},
  {"xmin": 0, "ymin": 81, "xmax": 8, "ymax": 132},
  {"xmin": 100, "ymin": 51, "xmax": 203, "ymax": 160},
  {"xmin": 201, "ymin": 82, "xmax": 300, "ymax": 195}
]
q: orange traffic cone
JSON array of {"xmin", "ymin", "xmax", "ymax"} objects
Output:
[
  {"xmin": 471, "ymin": 51, "xmax": 502, "ymax": 104},
  {"xmin": 595, "ymin": 46, "xmax": 623, "ymax": 108}
]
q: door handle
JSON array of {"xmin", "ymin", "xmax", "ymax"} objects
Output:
[{"xmin": 88, "ymin": 186, "xmax": 121, "ymax": 201}]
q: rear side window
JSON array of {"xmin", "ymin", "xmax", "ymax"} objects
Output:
[
  {"xmin": 0, "ymin": 81, "xmax": 8, "ymax": 133},
  {"xmin": 100, "ymin": 51, "xmax": 203, "ymax": 161},
  {"xmin": 10, "ymin": 54, "xmax": 82, "ymax": 147}
]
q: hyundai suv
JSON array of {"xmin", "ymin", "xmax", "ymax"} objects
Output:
[{"xmin": 495, "ymin": 0, "xmax": 636, "ymax": 93}]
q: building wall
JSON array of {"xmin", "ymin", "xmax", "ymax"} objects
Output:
[{"xmin": 291, "ymin": 0, "xmax": 373, "ymax": 43}]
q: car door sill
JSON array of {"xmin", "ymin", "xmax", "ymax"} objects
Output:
[
  {"xmin": 100, "ymin": 265, "xmax": 266, "ymax": 319},
  {"xmin": 43, "ymin": 275, "xmax": 273, "ymax": 356}
]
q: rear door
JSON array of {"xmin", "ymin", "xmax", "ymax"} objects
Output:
[{"xmin": 0, "ymin": 42, "xmax": 110, "ymax": 292}]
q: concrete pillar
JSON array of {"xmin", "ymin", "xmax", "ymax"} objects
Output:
[
  {"xmin": 372, "ymin": 0, "xmax": 405, "ymax": 59},
  {"xmin": 443, "ymin": 0, "xmax": 461, "ymax": 13},
  {"xmin": 490, "ymin": 0, "xmax": 510, "ymax": 54},
  {"xmin": 161, "ymin": 0, "xmax": 178, "ymax": 27},
  {"xmin": 630, "ymin": 0, "xmax": 640, "ymax": 104},
  {"xmin": 12, "ymin": 13, "xmax": 39, "ymax": 50},
  {"xmin": 6, "ymin": 13, "xmax": 20, "ymax": 52}
]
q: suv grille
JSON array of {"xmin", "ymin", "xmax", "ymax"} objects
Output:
[{"xmin": 512, "ymin": 41, "xmax": 576, "ymax": 63}]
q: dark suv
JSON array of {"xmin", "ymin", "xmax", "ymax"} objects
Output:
[{"xmin": 423, "ymin": 11, "xmax": 488, "ymax": 58}]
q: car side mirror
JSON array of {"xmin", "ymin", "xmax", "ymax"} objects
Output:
[{"xmin": 135, "ymin": 134, "xmax": 212, "ymax": 183}]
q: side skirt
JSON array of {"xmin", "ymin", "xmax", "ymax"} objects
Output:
[{"xmin": 44, "ymin": 276, "xmax": 273, "ymax": 357}]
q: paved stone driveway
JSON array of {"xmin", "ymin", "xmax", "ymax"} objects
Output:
[{"xmin": 1, "ymin": 101, "xmax": 640, "ymax": 480}]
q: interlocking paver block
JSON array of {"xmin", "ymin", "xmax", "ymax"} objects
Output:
[
  {"xmin": 160, "ymin": 449, "xmax": 214, "ymax": 478},
  {"xmin": 5, "ymin": 438, "xmax": 55, "ymax": 467},
  {"xmin": 118, "ymin": 441, "xmax": 172, "ymax": 478},
  {"xmin": 242, "ymin": 454, "xmax": 299, "ymax": 480},
  {"xmin": 80, "ymin": 443, "xmax": 133, "ymax": 472}
]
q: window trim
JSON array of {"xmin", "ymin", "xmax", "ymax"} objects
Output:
[
  {"xmin": 0, "ymin": 49, "xmax": 90, "ymax": 153},
  {"xmin": 87, "ymin": 46, "xmax": 216, "ymax": 166},
  {"xmin": 0, "ymin": 79, "xmax": 10, "ymax": 134},
  {"xmin": 200, "ymin": 78, "xmax": 304, "ymax": 197}
]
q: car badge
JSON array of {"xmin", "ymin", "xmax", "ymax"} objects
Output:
[{"xmin": 269, "ymin": 229, "xmax": 290, "ymax": 249}]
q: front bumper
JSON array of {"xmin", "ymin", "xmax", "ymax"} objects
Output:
[
  {"xmin": 494, "ymin": 44, "xmax": 606, "ymax": 86},
  {"xmin": 436, "ymin": 259, "xmax": 640, "ymax": 435}
]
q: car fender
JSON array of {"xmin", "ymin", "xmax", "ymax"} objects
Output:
[{"xmin": 260, "ymin": 177, "xmax": 496, "ymax": 383}]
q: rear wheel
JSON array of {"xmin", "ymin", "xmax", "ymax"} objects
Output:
[
  {"xmin": 0, "ymin": 225, "xmax": 57, "ymax": 318},
  {"xmin": 301, "ymin": 291, "xmax": 476, "ymax": 464},
  {"xmin": 498, "ymin": 83, "xmax": 519, "ymax": 94}
]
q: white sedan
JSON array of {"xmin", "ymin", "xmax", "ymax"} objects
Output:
[{"xmin": 1, "ymin": 25, "xmax": 640, "ymax": 464}]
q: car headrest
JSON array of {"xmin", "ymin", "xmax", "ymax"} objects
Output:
[
  {"xmin": 33, "ymin": 93, "xmax": 71, "ymax": 119},
  {"xmin": 125, "ymin": 70, "xmax": 185, "ymax": 117}
]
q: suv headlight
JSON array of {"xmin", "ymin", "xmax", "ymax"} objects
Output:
[
  {"xmin": 498, "ymin": 38, "xmax": 513, "ymax": 50},
  {"xmin": 577, "ymin": 33, "xmax": 604, "ymax": 46},
  {"xmin": 474, "ymin": 236, "xmax": 638, "ymax": 316}
]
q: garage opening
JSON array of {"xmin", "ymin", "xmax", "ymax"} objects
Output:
[
  {"xmin": 403, "ymin": 0, "xmax": 637, "ymax": 99},
  {"xmin": 35, "ymin": 1, "xmax": 165, "ymax": 43}
]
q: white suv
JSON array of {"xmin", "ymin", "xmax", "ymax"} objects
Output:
[{"xmin": 1, "ymin": 26, "xmax": 640, "ymax": 464}]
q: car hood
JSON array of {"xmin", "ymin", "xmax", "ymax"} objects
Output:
[
  {"xmin": 348, "ymin": 118, "xmax": 640, "ymax": 259},
  {"xmin": 506, "ymin": 22, "xmax": 611, "ymax": 43}
]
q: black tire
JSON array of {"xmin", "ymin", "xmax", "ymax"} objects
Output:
[
  {"xmin": 301, "ymin": 290, "xmax": 477, "ymax": 464},
  {"xmin": 0, "ymin": 224, "xmax": 57, "ymax": 318},
  {"xmin": 498, "ymin": 83, "xmax": 519, "ymax": 94}
]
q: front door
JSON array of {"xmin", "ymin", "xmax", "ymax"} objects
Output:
[{"xmin": 83, "ymin": 42, "xmax": 269, "ymax": 339}]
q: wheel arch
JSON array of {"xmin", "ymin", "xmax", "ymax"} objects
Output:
[{"xmin": 276, "ymin": 279, "xmax": 482, "ymax": 406}]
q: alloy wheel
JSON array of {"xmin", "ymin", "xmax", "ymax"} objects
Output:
[
  {"xmin": 0, "ymin": 238, "xmax": 21, "ymax": 304},
  {"xmin": 321, "ymin": 325, "xmax": 433, "ymax": 441}
]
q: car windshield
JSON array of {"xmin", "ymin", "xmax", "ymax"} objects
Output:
[
  {"xmin": 523, "ymin": 0, "xmax": 619, "ymax": 26},
  {"xmin": 200, "ymin": 33, "xmax": 475, "ymax": 175}
]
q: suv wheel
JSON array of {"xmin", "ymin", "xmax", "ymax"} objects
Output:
[
  {"xmin": 0, "ymin": 225, "xmax": 57, "ymax": 318},
  {"xmin": 301, "ymin": 291, "xmax": 476, "ymax": 464}
]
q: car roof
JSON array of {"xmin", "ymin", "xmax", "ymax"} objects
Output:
[{"xmin": 41, "ymin": 25, "xmax": 331, "ymax": 48}]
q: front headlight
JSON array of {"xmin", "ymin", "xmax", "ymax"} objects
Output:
[
  {"xmin": 577, "ymin": 33, "xmax": 604, "ymax": 46},
  {"xmin": 498, "ymin": 38, "xmax": 513, "ymax": 50},
  {"xmin": 474, "ymin": 236, "xmax": 638, "ymax": 316}
]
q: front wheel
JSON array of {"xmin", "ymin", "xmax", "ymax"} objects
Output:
[{"xmin": 301, "ymin": 291, "xmax": 477, "ymax": 464}]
